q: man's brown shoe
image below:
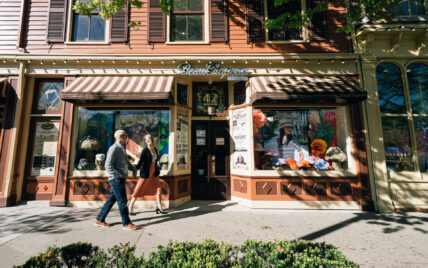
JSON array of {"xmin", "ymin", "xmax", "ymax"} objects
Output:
[
  {"xmin": 94, "ymin": 220, "xmax": 111, "ymax": 227},
  {"xmin": 122, "ymin": 223, "xmax": 139, "ymax": 230}
]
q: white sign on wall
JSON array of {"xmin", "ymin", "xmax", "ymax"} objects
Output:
[
  {"xmin": 176, "ymin": 109, "xmax": 189, "ymax": 170},
  {"xmin": 31, "ymin": 122, "xmax": 60, "ymax": 176},
  {"xmin": 231, "ymin": 108, "xmax": 249, "ymax": 169}
]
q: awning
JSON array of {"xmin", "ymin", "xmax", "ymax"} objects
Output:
[
  {"xmin": 249, "ymin": 76, "xmax": 367, "ymax": 103},
  {"xmin": 60, "ymin": 76, "xmax": 174, "ymax": 100}
]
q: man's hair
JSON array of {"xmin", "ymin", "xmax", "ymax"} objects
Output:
[{"xmin": 114, "ymin": 129, "xmax": 127, "ymax": 139}]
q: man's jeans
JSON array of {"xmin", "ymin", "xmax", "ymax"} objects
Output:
[{"xmin": 96, "ymin": 178, "xmax": 131, "ymax": 226}]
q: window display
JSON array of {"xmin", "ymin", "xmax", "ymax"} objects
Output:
[
  {"xmin": 74, "ymin": 108, "xmax": 170, "ymax": 171},
  {"xmin": 253, "ymin": 108, "xmax": 349, "ymax": 171}
]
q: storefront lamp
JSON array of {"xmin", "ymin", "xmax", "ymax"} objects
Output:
[{"xmin": 207, "ymin": 106, "xmax": 215, "ymax": 116}]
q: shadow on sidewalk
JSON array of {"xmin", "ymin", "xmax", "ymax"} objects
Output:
[
  {"xmin": 298, "ymin": 212, "xmax": 428, "ymax": 241},
  {"xmin": 130, "ymin": 200, "xmax": 239, "ymax": 228}
]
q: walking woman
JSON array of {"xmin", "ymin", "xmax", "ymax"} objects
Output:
[{"xmin": 128, "ymin": 134, "xmax": 169, "ymax": 214}]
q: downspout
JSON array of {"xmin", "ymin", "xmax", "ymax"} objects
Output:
[{"xmin": 16, "ymin": 0, "xmax": 27, "ymax": 52}]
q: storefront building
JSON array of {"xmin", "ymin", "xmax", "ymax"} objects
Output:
[
  {"xmin": 0, "ymin": 0, "xmax": 385, "ymax": 210},
  {"xmin": 355, "ymin": 1, "xmax": 428, "ymax": 212}
]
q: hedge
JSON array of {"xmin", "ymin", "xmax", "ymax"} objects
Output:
[{"xmin": 16, "ymin": 239, "xmax": 358, "ymax": 267}]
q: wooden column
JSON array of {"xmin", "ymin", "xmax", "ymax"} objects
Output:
[
  {"xmin": 50, "ymin": 77, "xmax": 75, "ymax": 206},
  {"xmin": 0, "ymin": 77, "xmax": 18, "ymax": 207},
  {"xmin": 351, "ymin": 102, "xmax": 375, "ymax": 211}
]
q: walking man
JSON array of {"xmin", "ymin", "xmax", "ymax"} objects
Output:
[{"xmin": 95, "ymin": 129, "xmax": 139, "ymax": 230}]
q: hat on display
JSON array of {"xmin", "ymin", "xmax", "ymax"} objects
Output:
[{"xmin": 280, "ymin": 119, "xmax": 293, "ymax": 128}]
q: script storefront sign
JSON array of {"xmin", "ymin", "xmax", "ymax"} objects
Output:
[{"xmin": 176, "ymin": 62, "xmax": 249, "ymax": 80}]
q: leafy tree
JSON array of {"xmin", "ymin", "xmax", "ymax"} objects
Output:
[{"xmin": 73, "ymin": 0, "xmax": 403, "ymax": 33}]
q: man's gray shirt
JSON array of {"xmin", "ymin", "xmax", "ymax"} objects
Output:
[{"xmin": 105, "ymin": 142, "xmax": 136, "ymax": 180}]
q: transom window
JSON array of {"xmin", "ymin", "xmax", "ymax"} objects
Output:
[
  {"xmin": 376, "ymin": 62, "xmax": 428, "ymax": 172},
  {"xmin": 72, "ymin": 0, "xmax": 106, "ymax": 41},
  {"xmin": 171, "ymin": 0, "xmax": 204, "ymax": 41},
  {"xmin": 266, "ymin": 0, "xmax": 304, "ymax": 41},
  {"xmin": 394, "ymin": 0, "xmax": 427, "ymax": 16}
]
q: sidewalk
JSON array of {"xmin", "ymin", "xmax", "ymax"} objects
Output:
[{"xmin": 1, "ymin": 200, "xmax": 427, "ymax": 267}]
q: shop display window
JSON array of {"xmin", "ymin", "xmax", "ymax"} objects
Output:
[
  {"xmin": 74, "ymin": 108, "xmax": 170, "ymax": 171},
  {"xmin": 253, "ymin": 108, "xmax": 350, "ymax": 171},
  {"xmin": 376, "ymin": 62, "xmax": 427, "ymax": 172}
]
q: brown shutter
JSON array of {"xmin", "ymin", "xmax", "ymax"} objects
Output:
[
  {"xmin": 111, "ymin": 2, "xmax": 129, "ymax": 43},
  {"xmin": 147, "ymin": 0, "xmax": 165, "ymax": 43},
  {"xmin": 246, "ymin": 0, "xmax": 264, "ymax": 43},
  {"xmin": 211, "ymin": 0, "xmax": 228, "ymax": 43},
  {"xmin": 46, "ymin": 0, "xmax": 68, "ymax": 43},
  {"xmin": 307, "ymin": 0, "xmax": 327, "ymax": 41}
]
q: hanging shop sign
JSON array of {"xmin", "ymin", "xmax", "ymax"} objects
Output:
[
  {"xmin": 31, "ymin": 122, "xmax": 60, "ymax": 176},
  {"xmin": 176, "ymin": 109, "xmax": 189, "ymax": 170},
  {"xmin": 231, "ymin": 107, "xmax": 249, "ymax": 169},
  {"xmin": 176, "ymin": 62, "xmax": 249, "ymax": 81}
]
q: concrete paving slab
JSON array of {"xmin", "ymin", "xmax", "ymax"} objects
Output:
[{"xmin": 0, "ymin": 201, "xmax": 427, "ymax": 268}]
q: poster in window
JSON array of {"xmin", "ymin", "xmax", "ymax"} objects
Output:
[
  {"xmin": 232, "ymin": 107, "xmax": 249, "ymax": 169},
  {"xmin": 115, "ymin": 110, "xmax": 170, "ymax": 164},
  {"xmin": 176, "ymin": 109, "xmax": 189, "ymax": 170},
  {"xmin": 31, "ymin": 122, "xmax": 59, "ymax": 176}
]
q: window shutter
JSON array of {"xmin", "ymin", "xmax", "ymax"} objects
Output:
[
  {"xmin": 46, "ymin": 0, "xmax": 68, "ymax": 43},
  {"xmin": 111, "ymin": 3, "xmax": 129, "ymax": 43},
  {"xmin": 307, "ymin": 0, "xmax": 327, "ymax": 41},
  {"xmin": 246, "ymin": 0, "xmax": 264, "ymax": 43},
  {"xmin": 147, "ymin": 0, "xmax": 165, "ymax": 43},
  {"xmin": 211, "ymin": 0, "xmax": 228, "ymax": 43}
]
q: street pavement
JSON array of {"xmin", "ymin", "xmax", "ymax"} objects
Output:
[{"xmin": 0, "ymin": 200, "xmax": 427, "ymax": 267}]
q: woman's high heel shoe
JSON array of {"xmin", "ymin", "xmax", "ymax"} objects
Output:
[{"xmin": 155, "ymin": 207, "xmax": 167, "ymax": 214}]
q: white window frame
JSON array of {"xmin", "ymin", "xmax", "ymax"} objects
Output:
[
  {"xmin": 264, "ymin": 0, "xmax": 309, "ymax": 43},
  {"xmin": 65, "ymin": 0, "xmax": 110, "ymax": 44},
  {"xmin": 166, "ymin": 0, "xmax": 210, "ymax": 44}
]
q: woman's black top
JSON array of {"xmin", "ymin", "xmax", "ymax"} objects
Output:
[{"xmin": 135, "ymin": 146, "xmax": 160, "ymax": 178}]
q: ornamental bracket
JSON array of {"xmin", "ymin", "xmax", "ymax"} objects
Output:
[
  {"xmin": 389, "ymin": 32, "xmax": 403, "ymax": 54},
  {"xmin": 358, "ymin": 33, "xmax": 375, "ymax": 54},
  {"xmin": 416, "ymin": 32, "xmax": 428, "ymax": 55}
]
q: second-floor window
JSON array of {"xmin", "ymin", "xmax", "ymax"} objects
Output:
[
  {"xmin": 394, "ymin": 0, "xmax": 427, "ymax": 16},
  {"xmin": 171, "ymin": 0, "xmax": 204, "ymax": 41},
  {"xmin": 266, "ymin": 0, "xmax": 304, "ymax": 41},
  {"xmin": 72, "ymin": 0, "xmax": 106, "ymax": 41}
]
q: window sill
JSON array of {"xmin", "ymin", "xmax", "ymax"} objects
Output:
[
  {"xmin": 70, "ymin": 170, "xmax": 170, "ymax": 178},
  {"xmin": 265, "ymin": 39, "xmax": 309, "ymax": 44},
  {"xmin": 165, "ymin": 41, "xmax": 210, "ymax": 45},
  {"xmin": 64, "ymin": 41, "xmax": 110, "ymax": 45},
  {"xmin": 250, "ymin": 170, "xmax": 357, "ymax": 178}
]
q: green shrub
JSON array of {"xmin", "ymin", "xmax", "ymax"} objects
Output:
[{"xmin": 18, "ymin": 239, "xmax": 358, "ymax": 268}]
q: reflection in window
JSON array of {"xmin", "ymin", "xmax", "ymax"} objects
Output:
[
  {"xmin": 72, "ymin": 0, "xmax": 105, "ymax": 41},
  {"xmin": 267, "ymin": 0, "xmax": 302, "ymax": 41},
  {"xmin": 177, "ymin": 82, "xmax": 188, "ymax": 106},
  {"xmin": 376, "ymin": 63, "xmax": 406, "ymax": 114},
  {"xmin": 414, "ymin": 117, "xmax": 427, "ymax": 172},
  {"xmin": 74, "ymin": 108, "xmax": 170, "ymax": 171},
  {"xmin": 36, "ymin": 80, "xmax": 63, "ymax": 111},
  {"xmin": 407, "ymin": 63, "xmax": 428, "ymax": 114},
  {"xmin": 394, "ymin": 0, "xmax": 426, "ymax": 16},
  {"xmin": 171, "ymin": 0, "xmax": 204, "ymax": 41},
  {"xmin": 381, "ymin": 117, "xmax": 415, "ymax": 171},
  {"xmin": 233, "ymin": 81, "xmax": 246, "ymax": 105},
  {"xmin": 253, "ymin": 108, "xmax": 349, "ymax": 171}
]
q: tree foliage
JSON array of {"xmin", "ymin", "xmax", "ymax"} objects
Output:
[{"xmin": 73, "ymin": 0, "xmax": 403, "ymax": 33}]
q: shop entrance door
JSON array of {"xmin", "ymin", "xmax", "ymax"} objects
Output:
[{"xmin": 191, "ymin": 120, "xmax": 230, "ymax": 200}]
